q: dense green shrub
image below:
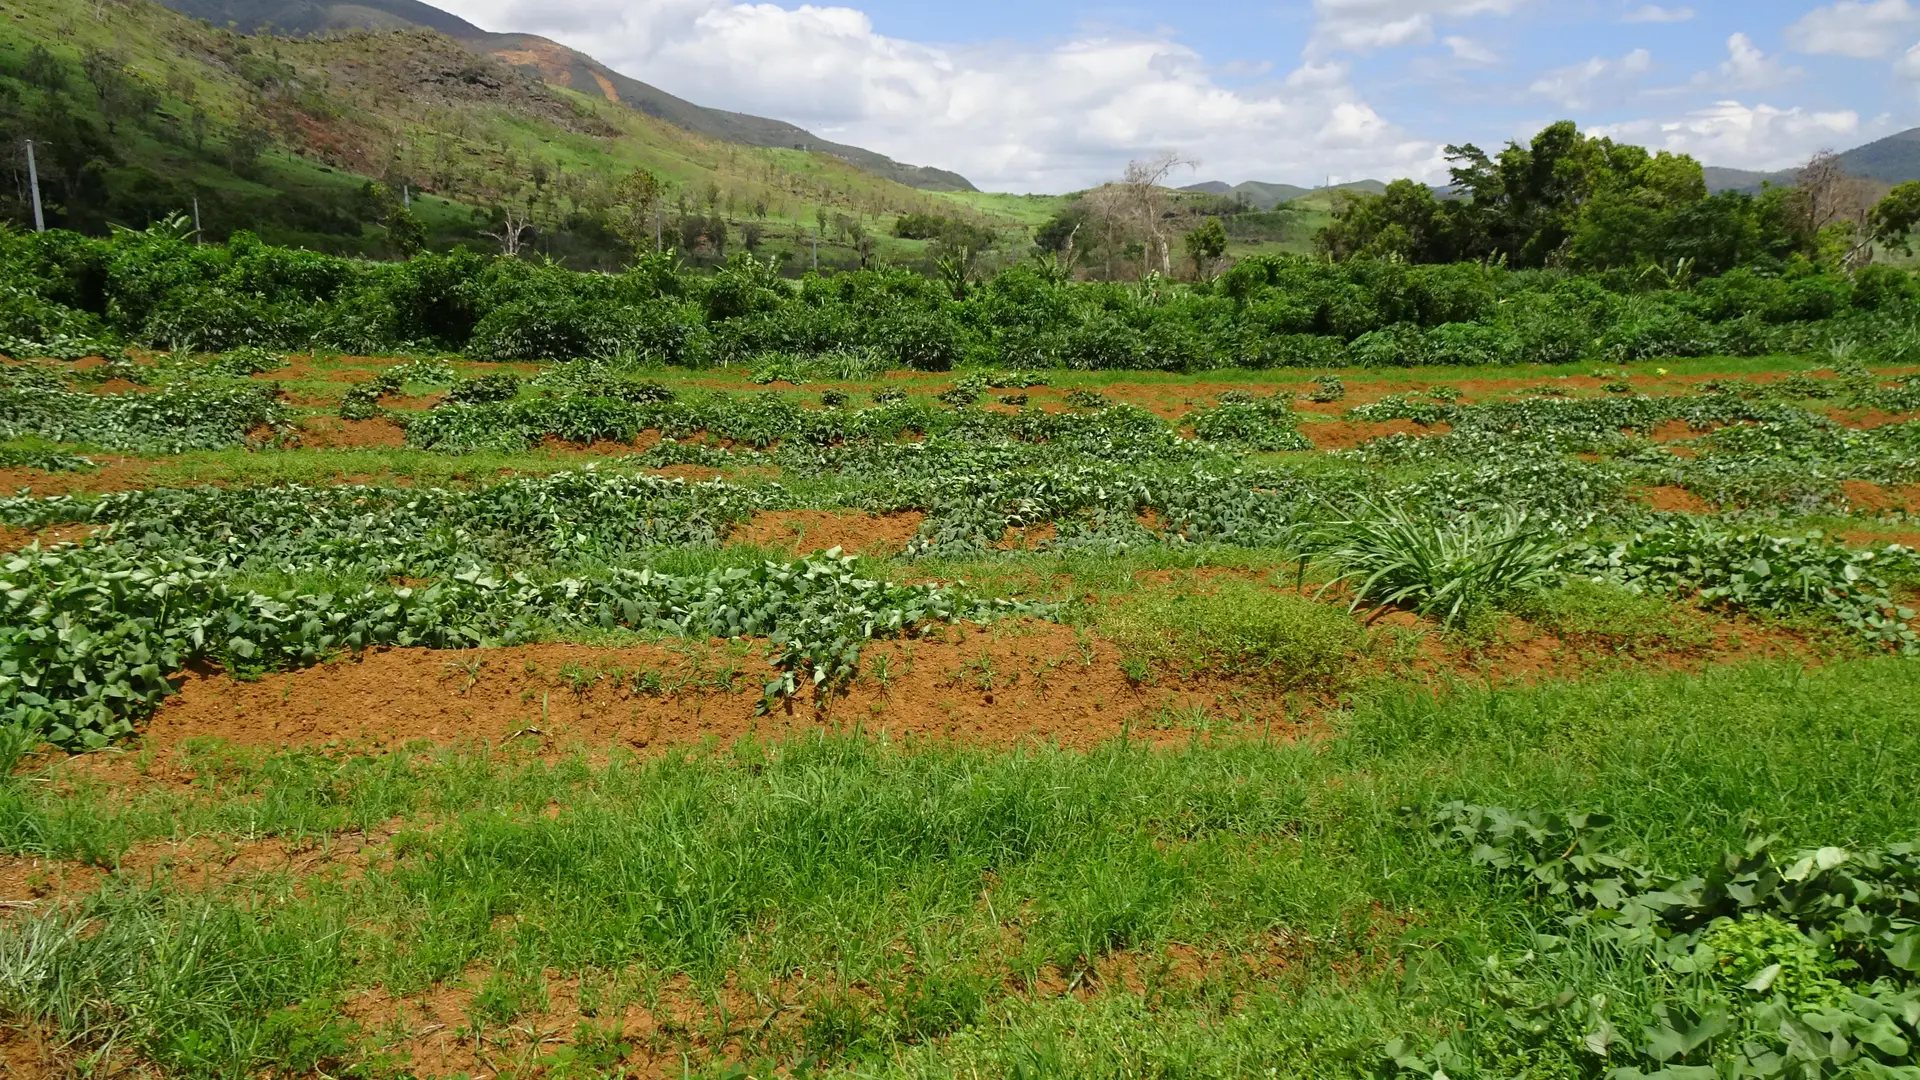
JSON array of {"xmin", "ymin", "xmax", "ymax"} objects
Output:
[{"xmin": 1, "ymin": 223, "xmax": 1916, "ymax": 372}]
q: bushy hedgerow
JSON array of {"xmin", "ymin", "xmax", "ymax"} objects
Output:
[{"xmin": 3, "ymin": 224, "xmax": 1917, "ymax": 370}]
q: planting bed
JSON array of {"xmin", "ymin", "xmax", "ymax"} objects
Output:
[{"xmin": 2, "ymin": 349, "xmax": 1919, "ymax": 1080}]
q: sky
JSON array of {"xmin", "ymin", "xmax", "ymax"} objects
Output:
[{"xmin": 426, "ymin": 0, "xmax": 1920, "ymax": 193}]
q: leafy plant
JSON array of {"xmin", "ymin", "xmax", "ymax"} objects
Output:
[
  {"xmin": 1307, "ymin": 375, "xmax": 1346, "ymax": 403},
  {"xmin": 1570, "ymin": 520, "xmax": 1920, "ymax": 652},
  {"xmin": 444, "ymin": 371, "xmax": 521, "ymax": 406},
  {"xmin": 1318, "ymin": 504, "xmax": 1564, "ymax": 625}
]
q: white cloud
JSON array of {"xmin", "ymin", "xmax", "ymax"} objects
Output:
[
  {"xmin": 1899, "ymin": 40, "xmax": 1920, "ymax": 79},
  {"xmin": 1785, "ymin": 0, "xmax": 1919, "ymax": 58},
  {"xmin": 1529, "ymin": 48, "xmax": 1653, "ymax": 108},
  {"xmin": 1624, "ymin": 5, "xmax": 1694, "ymax": 23},
  {"xmin": 433, "ymin": 0, "xmax": 1448, "ymax": 192},
  {"xmin": 1589, "ymin": 100, "xmax": 1865, "ymax": 170},
  {"xmin": 1443, "ymin": 35, "xmax": 1500, "ymax": 65},
  {"xmin": 1695, "ymin": 32, "xmax": 1800, "ymax": 91},
  {"xmin": 1306, "ymin": 0, "xmax": 1531, "ymax": 56}
]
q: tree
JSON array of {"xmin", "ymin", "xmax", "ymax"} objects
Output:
[
  {"xmin": 227, "ymin": 121, "xmax": 272, "ymax": 175},
  {"xmin": 1184, "ymin": 217, "xmax": 1227, "ymax": 278},
  {"xmin": 386, "ymin": 204, "xmax": 426, "ymax": 258},
  {"xmin": 1791, "ymin": 151, "xmax": 1884, "ymax": 269},
  {"xmin": 22, "ymin": 45, "xmax": 64, "ymax": 91},
  {"xmin": 484, "ymin": 205, "xmax": 533, "ymax": 256},
  {"xmin": 1033, "ymin": 204, "xmax": 1087, "ymax": 253},
  {"xmin": 1871, "ymin": 181, "xmax": 1920, "ymax": 254},
  {"xmin": 1119, "ymin": 152, "xmax": 1193, "ymax": 277},
  {"xmin": 1316, "ymin": 181, "xmax": 1455, "ymax": 262},
  {"xmin": 609, "ymin": 168, "xmax": 664, "ymax": 254}
]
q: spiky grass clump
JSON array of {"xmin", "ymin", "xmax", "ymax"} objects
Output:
[{"xmin": 1320, "ymin": 504, "xmax": 1564, "ymax": 627}]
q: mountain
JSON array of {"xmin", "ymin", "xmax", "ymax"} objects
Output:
[
  {"xmin": 1, "ymin": 0, "xmax": 1009, "ymax": 269},
  {"xmin": 1833, "ymin": 127, "xmax": 1920, "ymax": 186},
  {"xmin": 1180, "ymin": 179, "xmax": 1381, "ymax": 210},
  {"xmin": 1703, "ymin": 166, "xmax": 1780, "ymax": 194},
  {"xmin": 153, "ymin": 0, "xmax": 977, "ymax": 192},
  {"xmin": 1703, "ymin": 129, "xmax": 1920, "ymax": 194}
]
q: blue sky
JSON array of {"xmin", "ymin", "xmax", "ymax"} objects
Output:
[{"xmin": 435, "ymin": 0, "xmax": 1919, "ymax": 192}]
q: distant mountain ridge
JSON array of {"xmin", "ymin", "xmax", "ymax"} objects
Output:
[
  {"xmin": 1705, "ymin": 128, "xmax": 1920, "ymax": 193},
  {"xmin": 1191, "ymin": 127, "xmax": 1920, "ymax": 207},
  {"xmin": 154, "ymin": 0, "xmax": 977, "ymax": 192},
  {"xmin": 1180, "ymin": 179, "xmax": 1385, "ymax": 210}
]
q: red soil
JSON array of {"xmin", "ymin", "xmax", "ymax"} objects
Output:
[
  {"xmin": 0, "ymin": 460, "xmax": 151, "ymax": 496},
  {"xmin": 1839, "ymin": 481, "xmax": 1918, "ymax": 513},
  {"xmin": 728, "ymin": 509, "xmax": 926, "ymax": 556},
  {"xmin": 297, "ymin": 417, "xmax": 407, "ymax": 449},
  {"xmin": 1636, "ymin": 485, "xmax": 1714, "ymax": 513},
  {"xmin": 1302, "ymin": 419, "xmax": 1451, "ymax": 450},
  {"xmin": 0, "ymin": 523, "xmax": 100, "ymax": 552},
  {"xmin": 139, "ymin": 624, "xmax": 1297, "ymax": 755}
]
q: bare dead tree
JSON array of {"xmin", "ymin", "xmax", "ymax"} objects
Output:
[
  {"xmin": 1795, "ymin": 150, "xmax": 1885, "ymax": 271},
  {"xmin": 1120, "ymin": 152, "xmax": 1195, "ymax": 278},
  {"xmin": 484, "ymin": 206, "xmax": 534, "ymax": 257}
]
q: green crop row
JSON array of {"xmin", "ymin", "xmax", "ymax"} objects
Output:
[{"xmin": 0, "ymin": 542, "xmax": 1042, "ymax": 748}]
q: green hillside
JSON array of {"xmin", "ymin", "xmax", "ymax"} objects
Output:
[
  {"xmin": 0, "ymin": 0, "xmax": 1019, "ymax": 268},
  {"xmin": 152, "ymin": 0, "xmax": 979, "ymax": 191}
]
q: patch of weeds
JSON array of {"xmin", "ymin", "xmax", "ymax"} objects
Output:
[
  {"xmin": 470, "ymin": 968, "xmax": 543, "ymax": 1028},
  {"xmin": 1100, "ymin": 578, "xmax": 1364, "ymax": 689},
  {"xmin": 1516, "ymin": 578, "xmax": 1715, "ymax": 656}
]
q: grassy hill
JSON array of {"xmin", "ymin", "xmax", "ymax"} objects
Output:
[
  {"xmin": 152, "ymin": 0, "xmax": 977, "ymax": 192},
  {"xmin": 0, "ymin": 0, "xmax": 1018, "ymax": 268}
]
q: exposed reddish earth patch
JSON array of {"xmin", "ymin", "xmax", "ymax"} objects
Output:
[
  {"xmin": 1635, "ymin": 485, "xmax": 1714, "ymax": 513},
  {"xmin": 729, "ymin": 509, "xmax": 926, "ymax": 556},
  {"xmin": 140, "ymin": 625, "xmax": 1297, "ymax": 754},
  {"xmin": 344, "ymin": 929, "xmax": 1318, "ymax": 1078},
  {"xmin": 297, "ymin": 416, "xmax": 408, "ymax": 449},
  {"xmin": 1839, "ymin": 481, "xmax": 1916, "ymax": 513},
  {"xmin": 0, "ymin": 523, "xmax": 100, "ymax": 552},
  {"xmin": 1837, "ymin": 530, "xmax": 1920, "ymax": 550},
  {"xmin": 0, "ymin": 460, "xmax": 151, "ymax": 496},
  {"xmin": 0, "ymin": 856, "xmax": 107, "ymax": 908},
  {"xmin": 537, "ymin": 434, "xmax": 653, "ymax": 456},
  {"xmin": 1303, "ymin": 419, "xmax": 1451, "ymax": 450},
  {"xmin": 1648, "ymin": 419, "xmax": 1716, "ymax": 442},
  {"xmin": 648, "ymin": 463, "xmax": 726, "ymax": 482},
  {"xmin": 1827, "ymin": 408, "xmax": 1920, "ymax": 430},
  {"xmin": 999, "ymin": 522, "xmax": 1059, "ymax": 551},
  {"xmin": 87, "ymin": 378, "xmax": 151, "ymax": 395},
  {"xmin": 379, "ymin": 392, "xmax": 445, "ymax": 411},
  {"xmin": 0, "ymin": 1026, "xmax": 84, "ymax": 1080}
]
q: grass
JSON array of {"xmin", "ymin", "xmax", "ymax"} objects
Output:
[
  {"xmin": 3, "ymin": 659, "xmax": 1918, "ymax": 1076},
  {"xmin": 3, "ymin": 352, "xmax": 1919, "ymax": 1075},
  {"xmin": 1097, "ymin": 575, "xmax": 1366, "ymax": 687}
]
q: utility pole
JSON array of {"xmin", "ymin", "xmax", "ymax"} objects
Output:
[
  {"xmin": 654, "ymin": 208, "xmax": 661, "ymax": 253},
  {"xmin": 192, "ymin": 197, "xmax": 202, "ymax": 244},
  {"xmin": 811, "ymin": 228, "xmax": 818, "ymax": 272},
  {"xmin": 24, "ymin": 140, "xmax": 45, "ymax": 233},
  {"xmin": 402, "ymin": 184, "xmax": 410, "ymax": 210}
]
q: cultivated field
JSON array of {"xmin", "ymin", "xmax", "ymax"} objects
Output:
[{"xmin": 1, "ymin": 347, "xmax": 1919, "ymax": 1079}]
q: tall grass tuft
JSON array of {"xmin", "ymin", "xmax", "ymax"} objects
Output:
[{"xmin": 1319, "ymin": 504, "xmax": 1563, "ymax": 626}]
